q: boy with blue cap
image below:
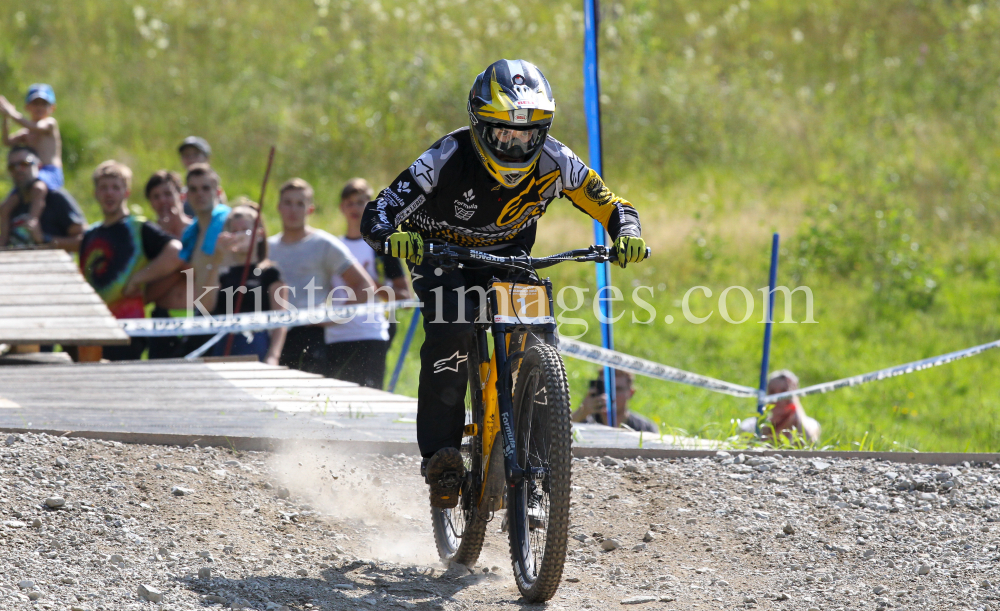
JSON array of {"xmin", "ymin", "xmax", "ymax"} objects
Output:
[{"xmin": 1, "ymin": 84, "xmax": 63, "ymax": 190}]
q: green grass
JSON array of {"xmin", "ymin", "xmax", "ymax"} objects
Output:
[{"xmin": 3, "ymin": 0, "xmax": 1000, "ymax": 451}]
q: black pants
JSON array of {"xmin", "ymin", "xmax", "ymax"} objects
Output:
[
  {"xmin": 411, "ymin": 259, "xmax": 524, "ymax": 458},
  {"xmin": 280, "ymin": 326, "xmax": 331, "ymax": 376},
  {"xmin": 326, "ymin": 339, "xmax": 389, "ymax": 389}
]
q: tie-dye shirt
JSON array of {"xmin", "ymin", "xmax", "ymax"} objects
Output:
[{"xmin": 79, "ymin": 215, "xmax": 173, "ymax": 318}]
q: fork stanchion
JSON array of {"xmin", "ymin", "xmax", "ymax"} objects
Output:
[
  {"xmin": 757, "ymin": 233, "xmax": 780, "ymax": 417},
  {"xmin": 583, "ymin": 0, "xmax": 617, "ymax": 427},
  {"xmin": 387, "ymin": 308, "xmax": 421, "ymax": 394}
]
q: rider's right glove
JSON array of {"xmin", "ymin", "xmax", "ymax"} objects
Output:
[{"xmin": 386, "ymin": 231, "xmax": 424, "ymax": 265}]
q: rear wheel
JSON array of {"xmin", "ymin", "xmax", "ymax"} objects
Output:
[
  {"xmin": 431, "ymin": 334, "xmax": 489, "ymax": 567},
  {"xmin": 507, "ymin": 343, "xmax": 572, "ymax": 602}
]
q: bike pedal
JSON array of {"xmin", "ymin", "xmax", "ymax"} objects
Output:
[{"xmin": 440, "ymin": 470, "xmax": 461, "ymax": 489}]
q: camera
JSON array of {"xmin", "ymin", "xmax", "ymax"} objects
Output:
[{"xmin": 588, "ymin": 378, "xmax": 603, "ymax": 395}]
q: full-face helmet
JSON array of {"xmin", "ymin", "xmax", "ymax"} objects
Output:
[{"xmin": 468, "ymin": 59, "xmax": 556, "ymax": 188}]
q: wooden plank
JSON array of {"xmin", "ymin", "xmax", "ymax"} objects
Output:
[
  {"xmin": 0, "ymin": 374, "xmax": 357, "ymax": 389},
  {"xmin": 3, "ymin": 335, "xmax": 130, "ymax": 346},
  {"xmin": 0, "ymin": 360, "xmax": 275, "ymax": 372},
  {"xmin": 0, "ymin": 361, "xmax": 277, "ymax": 376},
  {"xmin": 0, "ymin": 396, "xmax": 417, "ymax": 412},
  {"xmin": 0, "ymin": 261, "xmax": 80, "ymax": 273},
  {"xmin": 0, "ymin": 352, "xmax": 74, "ymax": 366},
  {"xmin": 0, "ymin": 392, "xmax": 411, "ymax": 408},
  {"xmin": 0, "ymin": 380, "xmax": 398, "ymax": 395},
  {"xmin": 0, "ymin": 366, "xmax": 333, "ymax": 381},
  {"xmin": 0, "ymin": 304, "xmax": 112, "ymax": 318},
  {"xmin": 0, "ymin": 273, "xmax": 82, "ymax": 284},
  {"xmin": 1, "ymin": 327, "xmax": 130, "ymax": 343},
  {"xmin": 0, "ymin": 294, "xmax": 105, "ymax": 306},
  {"xmin": 0, "ymin": 250, "xmax": 73, "ymax": 263},
  {"xmin": 2, "ymin": 284, "xmax": 96, "ymax": 295},
  {"xmin": 0, "ymin": 317, "xmax": 126, "ymax": 330}
]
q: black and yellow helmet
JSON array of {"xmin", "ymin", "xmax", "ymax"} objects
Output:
[{"xmin": 468, "ymin": 59, "xmax": 556, "ymax": 188}]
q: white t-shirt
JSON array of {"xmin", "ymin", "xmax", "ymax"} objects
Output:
[
  {"xmin": 324, "ymin": 237, "xmax": 389, "ymax": 344},
  {"xmin": 267, "ymin": 229, "xmax": 355, "ymax": 312}
]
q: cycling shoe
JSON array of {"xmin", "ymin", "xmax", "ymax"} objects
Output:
[{"xmin": 425, "ymin": 447, "xmax": 465, "ymax": 509}]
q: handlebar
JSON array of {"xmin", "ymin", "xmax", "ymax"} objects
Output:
[{"xmin": 385, "ymin": 241, "xmax": 651, "ymax": 273}]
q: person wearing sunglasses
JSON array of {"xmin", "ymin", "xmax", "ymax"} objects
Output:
[{"xmin": 0, "ymin": 145, "xmax": 86, "ymax": 250}]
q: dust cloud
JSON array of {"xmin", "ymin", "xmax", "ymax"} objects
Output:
[{"xmin": 268, "ymin": 445, "xmax": 441, "ymax": 565}]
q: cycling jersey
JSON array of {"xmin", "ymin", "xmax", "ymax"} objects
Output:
[{"xmin": 361, "ymin": 127, "xmax": 641, "ymax": 252}]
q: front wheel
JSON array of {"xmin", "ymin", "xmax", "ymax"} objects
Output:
[{"xmin": 507, "ymin": 343, "xmax": 572, "ymax": 602}]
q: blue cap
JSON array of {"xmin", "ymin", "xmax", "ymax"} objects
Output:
[{"xmin": 25, "ymin": 84, "xmax": 55, "ymax": 105}]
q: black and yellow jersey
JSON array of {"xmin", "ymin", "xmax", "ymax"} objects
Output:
[{"xmin": 361, "ymin": 127, "xmax": 641, "ymax": 254}]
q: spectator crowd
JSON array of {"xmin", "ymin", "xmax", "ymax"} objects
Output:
[{"xmin": 0, "ymin": 83, "xmax": 408, "ymax": 390}]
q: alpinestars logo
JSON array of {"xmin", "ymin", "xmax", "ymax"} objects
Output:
[
  {"xmin": 396, "ymin": 181, "xmax": 411, "ymax": 194},
  {"xmin": 433, "ymin": 350, "xmax": 468, "ymax": 373},
  {"xmin": 454, "ymin": 190, "xmax": 477, "ymax": 221}
]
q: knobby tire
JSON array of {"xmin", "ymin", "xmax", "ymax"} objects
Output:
[{"xmin": 507, "ymin": 343, "xmax": 572, "ymax": 602}]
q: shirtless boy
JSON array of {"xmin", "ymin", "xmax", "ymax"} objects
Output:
[
  {"xmin": 180, "ymin": 164, "xmax": 230, "ymax": 315},
  {"xmin": 146, "ymin": 170, "xmax": 190, "ymax": 238},
  {"xmin": 143, "ymin": 170, "xmax": 197, "ymax": 358},
  {"xmin": 0, "ymin": 84, "xmax": 63, "ymax": 189}
]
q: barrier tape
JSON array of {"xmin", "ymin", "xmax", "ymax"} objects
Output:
[
  {"xmin": 119, "ymin": 301, "xmax": 421, "ymax": 337},
  {"xmin": 764, "ymin": 338, "xmax": 1000, "ymax": 403},
  {"xmin": 119, "ymin": 298, "xmax": 998, "ymax": 405},
  {"xmin": 557, "ymin": 337, "xmax": 757, "ymax": 398}
]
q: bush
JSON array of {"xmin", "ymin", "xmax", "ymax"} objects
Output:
[{"xmin": 792, "ymin": 172, "xmax": 941, "ymax": 312}]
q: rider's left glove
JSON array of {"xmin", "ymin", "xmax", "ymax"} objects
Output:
[
  {"xmin": 612, "ymin": 235, "xmax": 648, "ymax": 268},
  {"xmin": 386, "ymin": 231, "xmax": 424, "ymax": 265}
]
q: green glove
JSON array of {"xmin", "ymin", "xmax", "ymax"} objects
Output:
[
  {"xmin": 612, "ymin": 236, "xmax": 648, "ymax": 268},
  {"xmin": 386, "ymin": 231, "xmax": 424, "ymax": 264}
]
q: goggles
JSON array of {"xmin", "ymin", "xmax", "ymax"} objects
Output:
[{"xmin": 481, "ymin": 124, "xmax": 546, "ymax": 162}]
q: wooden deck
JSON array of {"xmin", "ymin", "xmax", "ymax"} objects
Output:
[
  {"xmin": 0, "ymin": 358, "xmax": 720, "ymax": 451},
  {"xmin": 0, "ymin": 249, "xmax": 130, "ymax": 346},
  {"xmin": 0, "ymin": 359, "xmax": 419, "ymax": 442}
]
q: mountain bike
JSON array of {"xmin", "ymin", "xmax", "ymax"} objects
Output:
[{"xmin": 419, "ymin": 242, "xmax": 649, "ymax": 602}]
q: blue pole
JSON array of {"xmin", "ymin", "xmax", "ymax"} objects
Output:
[
  {"xmin": 757, "ymin": 233, "xmax": 780, "ymax": 414},
  {"xmin": 387, "ymin": 309, "xmax": 420, "ymax": 394},
  {"xmin": 583, "ymin": 0, "xmax": 617, "ymax": 427}
]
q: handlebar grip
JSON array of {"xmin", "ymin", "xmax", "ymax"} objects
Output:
[{"xmin": 608, "ymin": 246, "xmax": 652, "ymax": 261}]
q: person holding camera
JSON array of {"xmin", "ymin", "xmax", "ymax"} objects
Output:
[{"xmin": 571, "ymin": 369, "xmax": 658, "ymax": 433}]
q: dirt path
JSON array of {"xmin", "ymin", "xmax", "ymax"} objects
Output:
[{"xmin": 1, "ymin": 433, "xmax": 998, "ymax": 610}]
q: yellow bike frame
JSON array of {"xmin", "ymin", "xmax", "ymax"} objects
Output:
[{"xmin": 469, "ymin": 280, "xmax": 551, "ymax": 510}]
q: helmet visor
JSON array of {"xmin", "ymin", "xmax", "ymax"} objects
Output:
[{"xmin": 479, "ymin": 124, "xmax": 547, "ymax": 163}]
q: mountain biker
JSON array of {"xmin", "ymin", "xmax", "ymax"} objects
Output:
[{"xmin": 361, "ymin": 59, "xmax": 648, "ymax": 508}]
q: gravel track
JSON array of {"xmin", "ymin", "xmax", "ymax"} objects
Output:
[{"xmin": 0, "ymin": 432, "xmax": 998, "ymax": 611}]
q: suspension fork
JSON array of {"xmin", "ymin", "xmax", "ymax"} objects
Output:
[{"xmin": 488, "ymin": 278, "xmax": 545, "ymax": 486}]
